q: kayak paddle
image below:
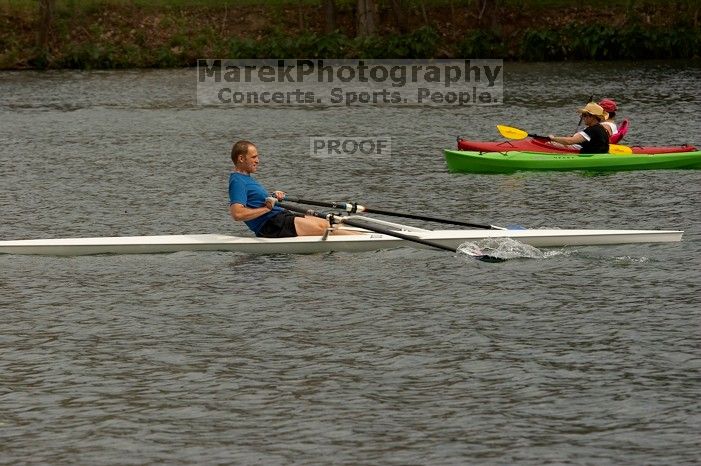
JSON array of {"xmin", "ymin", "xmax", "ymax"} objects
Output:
[
  {"xmin": 576, "ymin": 94, "xmax": 594, "ymax": 131},
  {"xmin": 282, "ymin": 196, "xmax": 507, "ymax": 230},
  {"xmin": 496, "ymin": 125, "xmax": 549, "ymax": 141},
  {"xmin": 496, "ymin": 124, "xmax": 633, "ymax": 155},
  {"xmin": 276, "ymin": 201, "xmax": 505, "ymax": 263}
]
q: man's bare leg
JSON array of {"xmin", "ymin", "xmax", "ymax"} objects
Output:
[{"xmin": 293, "ymin": 216, "xmax": 359, "ymax": 236}]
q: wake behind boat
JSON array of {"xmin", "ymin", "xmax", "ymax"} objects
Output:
[{"xmin": 0, "ymin": 221, "xmax": 683, "ymax": 256}]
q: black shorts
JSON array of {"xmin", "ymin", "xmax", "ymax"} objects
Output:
[{"xmin": 258, "ymin": 211, "xmax": 301, "ymax": 238}]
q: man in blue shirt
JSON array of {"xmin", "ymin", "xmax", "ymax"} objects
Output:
[{"xmin": 228, "ymin": 140, "xmax": 334, "ymax": 237}]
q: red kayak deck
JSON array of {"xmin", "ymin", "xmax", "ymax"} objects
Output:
[{"xmin": 457, "ymin": 137, "xmax": 697, "ymax": 154}]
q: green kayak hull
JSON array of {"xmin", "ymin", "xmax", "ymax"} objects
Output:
[{"xmin": 444, "ymin": 149, "xmax": 701, "ymax": 174}]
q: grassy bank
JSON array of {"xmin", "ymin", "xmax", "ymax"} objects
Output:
[{"xmin": 1, "ymin": 0, "xmax": 699, "ymax": 69}]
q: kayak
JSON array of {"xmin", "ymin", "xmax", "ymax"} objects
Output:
[
  {"xmin": 457, "ymin": 137, "xmax": 697, "ymax": 154},
  {"xmin": 444, "ymin": 149, "xmax": 701, "ymax": 174}
]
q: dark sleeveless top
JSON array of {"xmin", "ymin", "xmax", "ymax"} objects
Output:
[{"xmin": 579, "ymin": 124, "xmax": 610, "ymax": 154}]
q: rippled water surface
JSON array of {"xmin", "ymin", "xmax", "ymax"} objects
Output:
[{"xmin": 1, "ymin": 62, "xmax": 700, "ymax": 465}]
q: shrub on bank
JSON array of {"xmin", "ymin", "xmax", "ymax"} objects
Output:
[
  {"xmin": 1, "ymin": 2, "xmax": 699, "ymax": 69},
  {"xmin": 519, "ymin": 24, "xmax": 701, "ymax": 61}
]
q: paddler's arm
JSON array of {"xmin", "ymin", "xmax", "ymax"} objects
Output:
[
  {"xmin": 548, "ymin": 133, "xmax": 586, "ymax": 145},
  {"xmin": 229, "ymin": 199, "xmax": 276, "ymax": 221}
]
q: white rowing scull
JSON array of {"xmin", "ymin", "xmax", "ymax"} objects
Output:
[{"xmin": 0, "ymin": 215, "xmax": 683, "ymax": 256}]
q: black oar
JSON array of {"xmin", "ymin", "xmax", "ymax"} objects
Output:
[
  {"xmin": 277, "ymin": 201, "xmax": 505, "ymax": 263},
  {"xmin": 282, "ymin": 196, "xmax": 505, "ymax": 230}
]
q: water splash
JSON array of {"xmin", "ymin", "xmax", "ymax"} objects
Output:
[
  {"xmin": 611, "ymin": 255, "xmax": 651, "ymax": 264},
  {"xmin": 457, "ymin": 237, "xmax": 560, "ymax": 261}
]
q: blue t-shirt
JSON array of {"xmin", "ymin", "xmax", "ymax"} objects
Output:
[{"xmin": 228, "ymin": 172, "xmax": 284, "ymax": 235}]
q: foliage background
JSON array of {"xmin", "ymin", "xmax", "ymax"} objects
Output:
[{"xmin": 0, "ymin": 0, "xmax": 699, "ymax": 69}]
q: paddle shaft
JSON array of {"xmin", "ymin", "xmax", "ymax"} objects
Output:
[
  {"xmin": 283, "ymin": 196, "xmax": 501, "ymax": 230},
  {"xmin": 278, "ymin": 201, "xmax": 458, "ymax": 252},
  {"xmin": 576, "ymin": 94, "xmax": 594, "ymax": 130}
]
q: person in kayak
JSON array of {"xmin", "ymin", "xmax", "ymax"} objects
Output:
[
  {"xmin": 229, "ymin": 140, "xmax": 343, "ymax": 237},
  {"xmin": 548, "ymin": 102, "xmax": 610, "ymax": 154},
  {"xmin": 598, "ymin": 98, "xmax": 618, "ymax": 137}
]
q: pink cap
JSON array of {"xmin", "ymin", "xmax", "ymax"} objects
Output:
[{"xmin": 598, "ymin": 98, "xmax": 617, "ymax": 113}]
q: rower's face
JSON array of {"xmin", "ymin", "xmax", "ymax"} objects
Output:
[{"xmin": 239, "ymin": 146, "xmax": 260, "ymax": 173}]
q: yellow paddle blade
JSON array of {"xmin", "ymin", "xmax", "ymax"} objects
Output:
[
  {"xmin": 609, "ymin": 144, "xmax": 633, "ymax": 155},
  {"xmin": 497, "ymin": 125, "xmax": 529, "ymax": 140}
]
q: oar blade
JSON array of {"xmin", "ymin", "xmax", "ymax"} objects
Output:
[
  {"xmin": 497, "ymin": 125, "xmax": 529, "ymax": 140},
  {"xmin": 609, "ymin": 144, "xmax": 633, "ymax": 155},
  {"xmin": 475, "ymin": 254, "xmax": 507, "ymax": 263},
  {"xmin": 457, "ymin": 242, "xmax": 507, "ymax": 263}
]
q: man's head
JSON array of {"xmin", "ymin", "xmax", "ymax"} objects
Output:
[
  {"xmin": 578, "ymin": 102, "xmax": 608, "ymax": 123},
  {"xmin": 231, "ymin": 140, "xmax": 259, "ymax": 173},
  {"xmin": 231, "ymin": 140, "xmax": 255, "ymax": 164}
]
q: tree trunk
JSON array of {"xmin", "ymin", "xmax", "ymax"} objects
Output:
[
  {"xmin": 389, "ymin": 0, "xmax": 409, "ymax": 33},
  {"xmin": 323, "ymin": 0, "xmax": 337, "ymax": 33},
  {"xmin": 477, "ymin": 0, "xmax": 499, "ymax": 28},
  {"xmin": 356, "ymin": 0, "xmax": 378, "ymax": 37},
  {"xmin": 419, "ymin": 0, "xmax": 428, "ymax": 25},
  {"xmin": 38, "ymin": 0, "xmax": 56, "ymax": 51}
]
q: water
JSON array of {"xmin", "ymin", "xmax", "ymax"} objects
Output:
[{"xmin": 1, "ymin": 62, "xmax": 700, "ymax": 465}]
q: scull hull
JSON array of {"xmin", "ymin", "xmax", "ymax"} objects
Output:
[{"xmin": 0, "ymin": 230, "xmax": 683, "ymax": 256}]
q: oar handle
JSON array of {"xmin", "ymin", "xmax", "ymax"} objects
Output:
[
  {"xmin": 276, "ymin": 201, "xmax": 333, "ymax": 222},
  {"xmin": 282, "ymin": 196, "xmax": 362, "ymax": 213},
  {"xmin": 283, "ymin": 196, "xmax": 502, "ymax": 230}
]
